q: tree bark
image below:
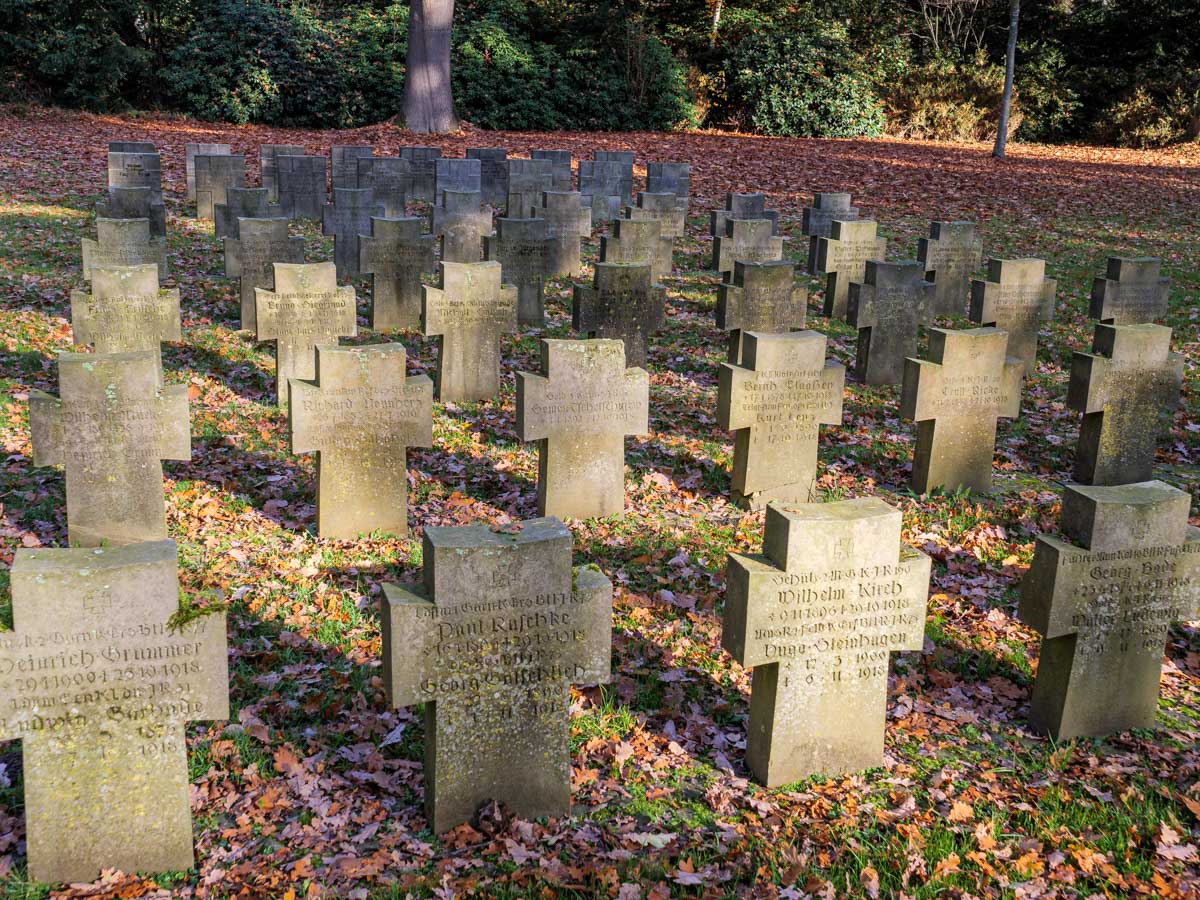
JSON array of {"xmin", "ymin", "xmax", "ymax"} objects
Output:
[
  {"xmin": 993, "ymin": 0, "xmax": 1019, "ymax": 159},
  {"xmin": 404, "ymin": 0, "xmax": 458, "ymax": 134}
]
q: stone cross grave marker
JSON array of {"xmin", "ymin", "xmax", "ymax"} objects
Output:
[
  {"xmin": 802, "ymin": 192, "xmax": 858, "ymax": 271},
  {"xmin": 30, "ymin": 351, "xmax": 189, "ymax": 546},
  {"xmin": 260, "ymin": 143, "xmax": 305, "ymax": 202},
  {"xmin": 109, "ymin": 140, "xmax": 156, "ymax": 153},
  {"xmin": 811, "ymin": 219, "xmax": 887, "ymax": 319},
  {"xmin": 357, "ymin": 156, "xmax": 412, "ymax": 218},
  {"xmin": 505, "ymin": 158, "xmax": 554, "ymax": 218},
  {"xmin": 194, "ymin": 153, "xmax": 246, "ymax": 221},
  {"xmin": 917, "ymin": 220, "xmax": 983, "ymax": 317},
  {"xmin": 224, "ymin": 217, "xmax": 304, "ymax": 331},
  {"xmin": 531, "ymin": 149, "xmax": 572, "ymax": 191},
  {"xmin": 603, "ymin": 217, "xmax": 673, "ymax": 283},
  {"xmin": 380, "ymin": 518, "xmax": 611, "ymax": 832},
  {"xmin": 573, "ymin": 261, "xmax": 665, "ymax": 368},
  {"xmin": 710, "ymin": 192, "xmax": 779, "ymax": 238},
  {"xmin": 289, "ymin": 343, "xmax": 433, "ymax": 539},
  {"xmin": 213, "ymin": 186, "xmax": 281, "ymax": 239},
  {"xmin": 185, "ymin": 142, "xmax": 231, "ymax": 200},
  {"xmin": 108, "ymin": 151, "xmax": 162, "ymax": 198},
  {"xmin": 422, "ymin": 261, "xmax": 518, "ymax": 402},
  {"xmin": 331, "ymin": 145, "xmax": 373, "ymax": 191},
  {"xmin": 466, "ymin": 147, "xmax": 509, "ymax": 206},
  {"xmin": 70, "ymin": 264, "xmax": 181, "ymax": 369},
  {"xmin": 485, "ymin": 217, "xmax": 552, "ymax": 326},
  {"xmin": 718, "ymin": 330, "xmax": 844, "ymax": 508},
  {"xmin": 646, "ymin": 162, "xmax": 690, "ymax": 205},
  {"xmin": 969, "ymin": 258, "xmax": 1057, "ymax": 375},
  {"xmin": 98, "ymin": 185, "xmax": 166, "ymax": 238},
  {"xmin": 433, "ymin": 189, "xmax": 492, "ymax": 264},
  {"xmin": 7, "ymin": 540, "xmax": 228, "ymax": 884},
  {"xmin": 847, "ymin": 260, "xmax": 934, "ymax": 386},
  {"xmin": 1020, "ymin": 480, "xmax": 1200, "ymax": 740},
  {"xmin": 517, "ymin": 339, "xmax": 649, "ymax": 519},
  {"xmin": 713, "ymin": 218, "xmax": 784, "ymax": 276},
  {"xmin": 1090, "ymin": 256, "xmax": 1171, "ymax": 324},
  {"xmin": 254, "ymin": 262, "xmax": 357, "ymax": 406},
  {"xmin": 277, "ymin": 155, "xmax": 328, "ymax": 221},
  {"xmin": 400, "ymin": 146, "xmax": 442, "ymax": 201},
  {"xmin": 723, "ymin": 498, "xmax": 931, "ymax": 786},
  {"xmin": 82, "ymin": 217, "xmax": 167, "ymax": 281},
  {"xmin": 323, "ymin": 187, "xmax": 384, "ymax": 281},
  {"xmin": 716, "ymin": 260, "xmax": 807, "ymax": 364},
  {"xmin": 1067, "ymin": 323, "xmax": 1183, "ymax": 486},
  {"xmin": 359, "ymin": 216, "xmax": 436, "ymax": 331},
  {"xmin": 579, "ymin": 159, "xmax": 628, "ymax": 224},
  {"xmin": 593, "ymin": 150, "xmax": 634, "ymax": 199},
  {"xmin": 539, "ymin": 190, "xmax": 590, "ymax": 276},
  {"xmin": 435, "ymin": 157, "xmax": 482, "ymax": 204},
  {"xmin": 625, "ymin": 191, "xmax": 685, "ymax": 239},
  {"xmin": 900, "ymin": 327, "xmax": 1023, "ymax": 494}
]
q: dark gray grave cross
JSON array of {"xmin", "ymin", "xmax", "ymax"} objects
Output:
[
  {"xmin": 109, "ymin": 141, "xmax": 156, "ymax": 152},
  {"xmin": 357, "ymin": 157, "xmax": 413, "ymax": 218},
  {"xmin": 323, "ymin": 187, "xmax": 384, "ymax": 281},
  {"xmin": 359, "ymin": 216, "xmax": 436, "ymax": 331},
  {"xmin": 716, "ymin": 260, "xmax": 806, "ymax": 364},
  {"xmin": 213, "ymin": 186, "xmax": 281, "ymax": 239},
  {"xmin": 592, "ymin": 150, "xmax": 634, "ymax": 199},
  {"xmin": 400, "ymin": 146, "xmax": 442, "ymax": 201},
  {"xmin": 539, "ymin": 190, "xmax": 591, "ymax": 277},
  {"xmin": 602, "ymin": 218, "xmax": 673, "ymax": 284},
  {"xmin": 195, "ymin": 153, "xmax": 247, "ymax": 221},
  {"xmin": 260, "ymin": 143, "xmax": 305, "ymax": 202},
  {"xmin": 969, "ymin": 257, "xmax": 1057, "ymax": 375},
  {"xmin": 277, "ymin": 155, "xmax": 328, "ymax": 221},
  {"xmin": 848, "ymin": 260, "xmax": 934, "ymax": 386},
  {"xmin": 579, "ymin": 160, "xmax": 628, "ymax": 224},
  {"xmin": 1090, "ymin": 256, "xmax": 1171, "ymax": 324},
  {"xmin": 710, "ymin": 192, "xmax": 779, "ymax": 237},
  {"xmin": 433, "ymin": 189, "xmax": 492, "ymax": 264},
  {"xmin": 646, "ymin": 162, "xmax": 690, "ymax": 205},
  {"xmin": 572, "ymin": 261, "xmax": 665, "ymax": 368},
  {"xmin": 331, "ymin": 145, "xmax": 374, "ymax": 190},
  {"xmin": 467, "ymin": 147, "xmax": 509, "ymax": 206},
  {"xmin": 97, "ymin": 185, "xmax": 166, "ymax": 238},
  {"xmin": 802, "ymin": 192, "xmax": 858, "ymax": 271},
  {"xmin": 505, "ymin": 158, "xmax": 555, "ymax": 218},
  {"xmin": 185, "ymin": 142, "xmax": 230, "ymax": 200},
  {"xmin": 224, "ymin": 217, "xmax": 304, "ymax": 331},
  {"xmin": 531, "ymin": 149, "xmax": 572, "ymax": 191},
  {"xmin": 435, "ymin": 157, "xmax": 482, "ymax": 204},
  {"xmin": 485, "ymin": 217, "xmax": 553, "ymax": 325},
  {"xmin": 917, "ymin": 220, "xmax": 984, "ymax": 317}
]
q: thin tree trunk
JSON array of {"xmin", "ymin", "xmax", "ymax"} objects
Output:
[
  {"xmin": 993, "ymin": 0, "xmax": 1019, "ymax": 158},
  {"xmin": 710, "ymin": 0, "xmax": 723, "ymax": 47},
  {"xmin": 404, "ymin": 0, "xmax": 458, "ymax": 134}
]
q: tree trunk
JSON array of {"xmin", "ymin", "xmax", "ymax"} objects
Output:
[
  {"xmin": 993, "ymin": 0, "xmax": 1020, "ymax": 159},
  {"xmin": 404, "ymin": 0, "xmax": 458, "ymax": 134}
]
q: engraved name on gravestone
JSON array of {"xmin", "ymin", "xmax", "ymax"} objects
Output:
[
  {"xmin": 323, "ymin": 187, "xmax": 384, "ymax": 281},
  {"xmin": 969, "ymin": 258, "xmax": 1057, "ymax": 375},
  {"xmin": 6, "ymin": 541, "xmax": 229, "ymax": 884},
  {"xmin": 433, "ymin": 189, "xmax": 492, "ymax": 264},
  {"xmin": 466, "ymin": 147, "xmax": 509, "ymax": 206},
  {"xmin": 539, "ymin": 190, "xmax": 591, "ymax": 276},
  {"xmin": 70, "ymin": 264, "xmax": 181, "ymax": 369},
  {"xmin": 359, "ymin": 216, "xmax": 436, "ymax": 331},
  {"xmin": 646, "ymin": 162, "xmax": 690, "ymax": 206},
  {"xmin": 422, "ymin": 261, "xmax": 518, "ymax": 402},
  {"xmin": 224, "ymin": 217, "xmax": 304, "ymax": 331},
  {"xmin": 901, "ymin": 327, "xmax": 1023, "ymax": 494},
  {"xmin": 531, "ymin": 149, "xmax": 572, "ymax": 192},
  {"xmin": 435, "ymin": 157, "xmax": 482, "ymax": 204},
  {"xmin": 357, "ymin": 156, "xmax": 412, "ymax": 218},
  {"xmin": 573, "ymin": 262, "xmax": 665, "ymax": 369},
  {"xmin": 713, "ymin": 218, "xmax": 784, "ymax": 275},
  {"xmin": 254, "ymin": 262, "xmax": 357, "ymax": 406},
  {"xmin": 331, "ymin": 145, "xmax": 374, "ymax": 191},
  {"xmin": 579, "ymin": 159, "xmax": 628, "ymax": 224},
  {"xmin": 1068, "ymin": 324, "xmax": 1183, "ymax": 486},
  {"xmin": 380, "ymin": 519, "xmax": 612, "ymax": 832},
  {"xmin": 97, "ymin": 185, "xmax": 166, "ymax": 238},
  {"xmin": 847, "ymin": 260, "xmax": 934, "ymax": 386},
  {"xmin": 194, "ymin": 153, "xmax": 246, "ymax": 221},
  {"xmin": 918, "ymin": 220, "xmax": 984, "ymax": 317},
  {"xmin": 505, "ymin": 158, "xmax": 555, "ymax": 219},
  {"xmin": 81, "ymin": 217, "xmax": 167, "ymax": 281},
  {"xmin": 625, "ymin": 191, "xmax": 686, "ymax": 239},
  {"xmin": 716, "ymin": 260, "xmax": 807, "ymax": 364},
  {"xmin": 290, "ymin": 343, "xmax": 433, "ymax": 539},
  {"xmin": 277, "ymin": 155, "xmax": 328, "ymax": 221},
  {"xmin": 260, "ymin": 144, "xmax": 305, "ymax": 202},
  {"xmin": 812, "ymin": 219, "xmax": 887, "ymax": 319},
  {"xmin": 723, "ymin": 499, "xmax": 931, "ymax": 786},
  {"xmin": 400, "ymin": 146, "xmax": 442, "ymax": 201},
  {"xmin": 107, "ymin": 151, "xmax": 162, "ymax": 198},
  {"xmin": 517, "ymin": 339, "xmax": 649, "ymax": 519},
  {"xmin": 603, "ymin": 217, "xmax": 673, "ymax": 283},
  {"xmin": 710, "ymin": 192, "xmax": 779, "ymax": 238},
  {"xmin": 30, "ymin": 351, "xmax": 189, "ymax": 546},
  {"xmin": 1090, "ymin": 256, "xmax": 1171, "ymax": 325},
  {"xmin": 718, "ymin": 331, "xmax": 844, "ymax": 509},
  {"xmin": 1020, "ymin": 481, "xmax": 1200, "ymax": 740},
  {"xmin": 185, "ymin": 142, "xmax": 231, "ymax": 200},
  {"xmin": 485, "ymin": 217, "xmax": 552, "ymax": 326},
  {"xmin": 213, "ymin": 186, "xmax": 281, "ymax": 240}
]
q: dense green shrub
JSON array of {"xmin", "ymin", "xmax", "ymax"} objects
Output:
[
  {"xmin": 1093, "ymin": 86, "xmax": 1194, "ymax": 149},
  {"xmin": 885, "ymin": 52, "xmax": 1017, "ymax": 142},
  {"xmin": 1014, "ymin": 41, "xmax": 1081, "ymax": 143}
]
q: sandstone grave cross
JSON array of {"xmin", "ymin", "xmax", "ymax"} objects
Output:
[
  {"xmin": 485, "ymin": 217, "xmax": 553, "ymax": 325},
  {"xmin": 213, "ymin": 186, "xmax": 281, "ymax": 239},
  {"xmin": 98, "ymin": 185, "xmax": 166, "ymax": 238},
  {"xmin": 433, "ymin": 189, "xmax": 492, "ymax": 264},
  {"xmin": 712, "ymin": 218, "xmax": 784, "ymax": 275},
  {"xmin": 969, "ymin": 258, "xmax": 1057, "ymax": 374},
  {"xmin": 539, "ymin": 190, "xmax": 591, "ymax": 276},
  {"xmin": 716, "ymin": 260, "xmax": 806, "ymax": 364},
  {"xmin": 70, "ymin": 263, "xmax": 181, "ymax": 369},
  {"xmin": 572, "ymin": 261, "xmax": 666, "ymax": 368},
  {"xmin": 710, "ymin": 192, "xmax": 779, "ymax": 238},
  {"xmin": 260, "ymin": 143, "xmax": 305, "ymax": 202},
  {"xmin": 847, "ymin": 260, "xmax": 934, "ymax": 385},
  {"xmin": 359, "ymin": 216, "xmax": 436, "ymax": 330},
  {"xmin": 323, "ymin": 187, "xmax": 384, "ymax": 281},
  {"xmin": 1090, "ymin": 256, "xmax": 1171, "ymax": 324},
  {"xmin": 224, "ymin": 217, "xmax": 304, "ymax": 331},
  {"xmin": 82, "ymin": 217, "xmax": 167, "ymax": 281},
  {"xmin": 625, "ymin": 191, "xmax": 686, "ymax": 239},
  {"xmin": 276, "ymin": 155, "xmax": 328, "ymax": 220},
  {"xmin": 108, "ymin": 151, "xmax": 162, "ymax": 198},
  {"xmin": 811, "ymin": 219, "xmax": 887, "ymax": 318},
  {"xmin": 917, "ymin": 220, "xmax": 983, "ymax": 317},
  {"xmin": 185, "ymin": 142, "xmax": 231, "ymax": 199},
  {"xmin": 194, "ymin": 153, "xmax": 246, "ymax": 220},
  {"xmin": 603, "ymin": 217, "xmax": 673, "ymax": 283}
]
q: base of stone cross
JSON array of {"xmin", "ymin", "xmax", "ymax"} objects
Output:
[{"xmin": 731, "ymin": 479, "xmax": 819, "ymax": 511}]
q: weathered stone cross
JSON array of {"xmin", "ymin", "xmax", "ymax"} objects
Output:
[
  {"xmin": 224, "ymin": 217, "xmax": 305, "ymax": 331},
  {"xmin": 331, "ymin": 144, "xmax": 373, "ymax": 190},
  {"xmin": 433, "ymin": 189, "xmax": 492, "ymax": 264},
  {"xmin": 70, "ymin": 263, "xmax": 181, "ymax": 369},
  {"xmin": 709, "ymin": 192, "xmax": 779, "ymax": 238},
  {"xmin": 811, "ymin": 219, "xmax": 887, "ymax": 318},
  {"xmin": 435, "ymin": 157, "xmax": 482, "ymax": 203},
  {"xmin": 713, "ymin": 218, "xmax": 785, "ymax": 276},
  {"xmin": 531, "ymin": 149, "xmax": 572, "ymax": 191},
  {"xmin": 485, "ymin": 217, "xmax": 553, "ymax": 325},
  {"xmin": 539, "ymin": 190, "xmax": 591, "ymax": 277},
  {"xmin": 603, "ymin": 217, "xmax": 673, "ymax": 283},
  {"xmin": 645, "ymin": 162, "xmax": 690, "ymax": 204},
  {"xmin": 98, "ymin": 185, "xmax": 165, "ymax": 237},
  {"xmin": 213, "ymin": 186, "xmax": 281, "ymax": 239},
  {"xmin": 917, "ymin": 220, "xmax": 983, "ymax": 317},
  {"xmin": 847, "ymin": 260, "xmax": 933, "ymax": 386},
  {"xmin": 260, "ymin": 143, "xmax": 304, "ymax": 202},
  {"xmin": 276, "ymin": 155, "xmax": 328, "ymax": 221},
  {"xmin": 969, "ymin": 257, "xmax": 1057, "ymax": 374},
  {"xmin": 716, "ymin": 260, "xmax": 806, "ymax": 364},
  {"xmin": 82, "ymin": 217, "xmax": 167, "ymax": 281},
  {"xmin": 194, "ymin": 153, "xmax": 246, "ymax": 220},
  {"xmin": 357, "ymin": 156, "xmax": 412, "ymax": 218},
  {"xmin": 359, "ymin": 216, "xmax": 436, "ymax": 330},
  {"xmin": 323, "ymin": 187, "xmax": 384, "ymax": 281},
  {"xmin": 399, "ymin": 146, "xmax": 442, "ymax": 201},
  {"xmin": 185, "ymin": 142, "xmax": 230, "ymax": 199},
  {"xmin": 504, "ymin": 158, "xmax": 555, "ymax": 218},
  {"xmin": 624, "ymin": 191, "xmax": 685, "ymax": 239},
  {"xmin": 466, "ymin": 147, "xmax": 508, "ymax": 206},
  {"xmin": 572, "ymin": 261, "xmax": 665, "ymax": 368},
  {"xmin": 1090, "ymin": 256, "xmax": 1171, "ymax": 324}
]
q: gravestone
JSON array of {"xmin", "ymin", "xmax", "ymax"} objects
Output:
[
  {"xmin": 847, "ymin": 260, "xmax": 934, "ymax": 386},
  {"xmin": 602, "ymin": 217, "xmax": 673, "ymax": 283},
  {"xmin": 1067, "ymin": 324, "xmax": 1183, "ymax": 486},
  {"xmin": 625, "ymin": 191, "xmax": 686, "ymax": 238},
  {"xmin": 645, "ymin": 162, "xmax": 690, "ymax": 206},
  {"xmin": 7, "ymin": 540, "xmax": 228, "ymax": 884},
  {"xmin": 70, "ymin": 264, "xmax": 181, "ymax": 369},
  {"xmin": 812, "ymin": 219, "xmax": 887, "ymax": 319},
  {"xmin": 435, "ymin": 157, "xmax": 482, "ymax": 204},
  {"xmin": 716, "ymin": 260, "xmax": 807, "ymax": 364},
  {"xmin": 1020, "ymin": 480, "xmax": 1200, "ymax": 740},
  {"xmin": 1090, "ymin": 256, "xmax": 1171, "ymax": 324},
  {"xmin": 97, "ymin": 185, "xmax": 166, "ymax": 238},
  {"xmin": 81, "ymin": 217, "xmax": 167, "ymax": 281},
  {"xmin": 710, "ymin": 192, "xmax": 779, "ymax": 237},
  {"xmin": 359, "ymin": 217, "xmax": 436, "ymax": 330},
  {"xmin": 224, "ymin": 217, "xmax": 304, "ymax": 331},
  {"xmin": 802, "ymin": 192, "xmax": 858, "ymax": 272},
  {"xmin": 331, "ymin": 145, "xmax": 374, "ymax": 190},
  {"xmin": 194, "ymin": 153, "xmax": 246, "ymax": 221},
  {"xmin": 290, "ymin": 343, "xmax": 433, "ymax": 539},
  {"xmin": 712, "ymin": 218, "xmax": 784, "ymax": 275},
  {"xmin": 467, "ymin": 147, "xmax": 509, "ymax": 206},
  {"xmin": 400, "ymin": 146, "xmax": 442, "ymax": 201},
  {"xmin": 505, "ymin": 158, "xmax": 554, "ymax": 218},
  {"xmin": 517, "ymin": 339, "xmax": 649, "ymax": 519},
  {"xmin": 422, "ymin": 261, "xmax": 518, "ymax": 402},
  {"xmin": 107, "ymin": 151, "xmax": 162, "ymax": 198},
  {"xmin": 723, "ymin": 498, "xmax": 931, "ymax": 785},
  {"xmin": 30, "ymin": 351, "xmax": 189, "ymax": 546},
  {"xmin": 185, "ymin": 142, "xmax": 231, "ymax": 200},
  {"xmin": 592, "ymin": 150, "xmax": 634, "ymax": 199},
  {"xmin": 917, "ymin": 221, "xmax": 983, "ymax": 317},
  {"xmin": 109, "ymin": 141, "xmax": 156, "ymax": 153},
  {"xmin": 254, "ymin": 262, "xmax": 357, "ymax": 406},
  {"xmin": 900, "ymin": 327, "xmax": 1023, "ymax": 494},
  {"xmin": 578, "ymin": 160, "xmax": 628, "ymax": 224},
  {"xmin": 485, "ymin": 217, "xmax": 552, "ymax": 326},
  {"xmin": 433, "ymin": 189, "xmax": 492, "ymax": 264},
  {"xmin": 260, "ymin": 143, "xmax": 305, "ymax": 202},
  {"xmin": 573, "ymin": 262, "xmax": 665, "ymax": 368},
  {"xmin": 718, "ymin": 331, "xmax": 844, "ymax": 508},
  {"xmin": 539, "ymin": 190, "xmax": 590, "ymax": 277},
  {"xmin": 277, "ymin": 155, "xmax": 328, "ymax": 221},
  {"xmin": 357, "ymin": 156, "xmax": 412, "ymax": 217},
  {"xmin": 213, "ymin": 186, "xmax": 281, "ymax": 239},
  {"xmin": 380, "ymin": 518, "xmax": 611, "ymax": 832},
  {"xmin": 969, "ymin": 258, "xmax": 1057, "ymax": 375},
  {"xmin": 531, "ymin": 149, "xmax": 572, "ymax": 191},
  {"xmin": 322, "ymin": 187, "xmax": 384, "ymax": 281}
]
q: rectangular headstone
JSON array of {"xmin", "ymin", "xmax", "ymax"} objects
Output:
[{"xmin": 185, "ymin": 142, "xmax": 232, "ymax": 200}]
